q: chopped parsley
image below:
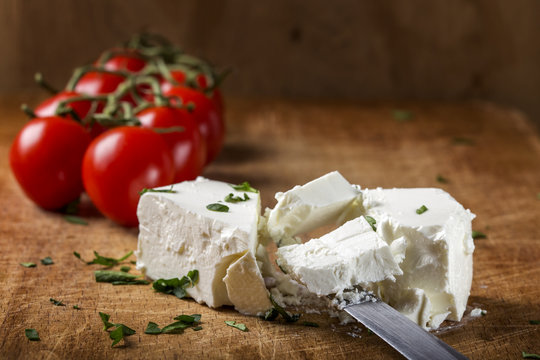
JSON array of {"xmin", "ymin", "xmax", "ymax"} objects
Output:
[
  {"xmin": 50, "ymin": 298, "xmax": 65, "ymax": 306},
  {"xmin": 120, "ymin": 266, "xmax": 131, "ymax": 273},
  {"xmin": 62, "ymin": 199, "xmax": 80, "ymax": 215},
  {"xmin": 224, "ymin": 193, "xmax": 250, "ymax": 203},
  {"xmin": 231, "ymin": 181, "xmax": 258, "ymax": 193},
  {"xmin": 64, "ymin": 215, "xmax": 88, "ymax": 225},
  {"xmin": 153, "ymin": 269, "xmax": 199, "ymax": 299},
  {"xmin": 302, "ymin": 321, "xmax": 319, "ymax": 327},
  {"xmin": 392, "ymin": 109, "xmax": 414, "ymax": 122},
  {"xmin": 87, "ymin": 250, "xmax": 133, "ymax": 267},
  {"xmin": 364, "ymin": 216, "xmax": 377, "ymax": 231},
  {"xmin": 20, "ymin": 262, "xmax": 36, "ymax": 268},
  {"xmin": 262, "ymin": 308, "xmax": 279, "ymax": 321},
  {"xmin": 472, "ymin": 231, "xmax": 487, "ymax": 239},
  {"xmin": 206, "ymin": 203, "xmax": 229, "ymax": 212},
  {"xmin": 268, "ymin": 295, "xmax": 300, "ymax": 323},
  {"xmin": 225, "ymin": 320, "xmax": 248, "ymax": 332},
  {"xmin": 529, "ymin": 320, "xmax": 540, "ymax": 325},
  {"xmin": 73, "ymin": 305, "xmax": 81, "ymax": 310},
  {"xmin": 436, "ymin": 174, "xmax": 449, "ymax": 184},
  {"xmin": 139, "ymin": 187, "xmax": 177, "ymax": 195},
  {"xmin": 94, "ymin": 270, "xmax": 150, "ymax": 285},
  {"xmin": 145, "ymin": 314, "xmax": 202, "ymax": 335},
  {"xmin": 99, "ymin": 312, "xmax": 136, "ymax": 347},
  {"xmin": 41, "ymin": 256, "xmax": 54, "ymax": 265},
  {"xmin": 416, "ymin": 205, "xmax": 428, "ymax": 214},
  {"xmin": 25, "ymin": 328, "xmax": 40, "ymax": 341},
  {"xmin": 73, "ymin": 251, "xmax": 84, "ymax": 261},
  {"xmin": 522, "ymin": 352, "xmax": 540, "ymax": 359}
]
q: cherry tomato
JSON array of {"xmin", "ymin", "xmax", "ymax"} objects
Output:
[
  {"xmin": 82, "ymin": 127, "xmax": 174, "ymax": 226},
  {"xmin": 137, "ymin": 106, "xmax": 206, "ymax": 182},
  {"xmin": 34, "ymin": 91, "xmax": 107, "ymax": 138},
  {"xmin": 9, "ymin": 116, "xmax": 91, "ymax": 210},
  {"xmin": 74, "ymin": 71, "xmax": 127, "ymax": 96},
  {"xmin": 161, "ymin": 70, "xmax": 224, "ymax": 115},
  {"xmin": 99, "ymin": 50, "xmax": 146, "ymax": 73},
  {"xmin": 163, "ymin": 86, "xmax": 224, "ymax": 164}
]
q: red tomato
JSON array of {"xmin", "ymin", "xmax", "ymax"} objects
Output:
[
  {"xmin": 163, "ymin": 86, "xmax": 224, "ymax": 164},
  {"xmin": 34, "ymin": 91, "xmax": 107, "ymax": 138},
  {"xmin": 9, "ymin": 117, "xmax": 91, "ymax": 210},
  {"xmin": 74, "ymin": 71, "xmax": 127, "ymax": 96},
  {"xmin": 137, "ymin": 106, "xmax": 206, "ymax": 182},
  {"xmin": 100, "ymin": 51, "xmax": 146, "ymax": 73},
  {"xmin": 82, "ymin": 127, "xmax": 174, "ymax": 226}
]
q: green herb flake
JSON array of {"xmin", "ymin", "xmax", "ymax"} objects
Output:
[
  {"xmin": 416, "ymin": 205, "xmax": 428, "ymax": 215},
  {"xmin": 62, "ymin": 199, "xmax": 80, "ymax": 215},
  {"xmin": 41, "ymin": 256, "xmax": 54, "ymax": 265},
  {"xmin": 50, "ymin": 298, "xmax": 65, "ymax": 306},
  {"xmin": 120, "ymin": 266, "xmax": 131, "ymax": 273},
  {"xmin": 231, "ymin": 181, "xmax": 259, "ymax": 193},
  {"xmin": 364, "ymin": 216, "xmax": 377, "ymax": 231},
  {"xmin": 99, "ymin": 312, "xmax": 115, "ymax": 331},
  {"xmin": 224, "ymin": 193, "xmax": 250, "ymax": 203},
  {"xmin": 302, "ymin": 321, "xmax": 319, "ymax": 327},
  {"xmin": 472, "ymin": 231, "xmax": 487, "ymax": 239},
  {"xmin": 73, "ymin": 251, "xmax": 84, "ymax": 262},
  {"xmin": 262, "ymin": 308, "xmax": 279, "ymax": 321},
  {"xmin": 153, "ymin": 270, "xmax": 199, "ymax": 299},
  {"xmin": 529, "ymin": 320, "xmax": 540, "ymax": 325},
  {"xmin": 20, "ymin": 262, "xmax": 36, "ymax": 268},
  {"xmin": 25, "ymin": 328, "xmax": 40, "ymax": 341},
  {"xmin": 269, "ymin": 295, "xmax": 300, "ymax": 323},
  {"xmin": 88, "ymin": 250, "xmax": 133, "ymax": 267},
  {"xmin": 522, "ymin": 352, "xmax": 540, "ymax": 359},
  {"xmin": 144, "ymin": 322, "xmax": 162, "ymax": 335},
  {"xmin": 225, "ymin": 320, "xmax": 248, "ymax": 332},
  {"xmin": 206, "ymin": 203, "xmax": 229, "ymax": 212},
  {"xmin": 109, "ymin": 324, "xmax": 136, "ymax": 347},
  {"xmin": 192, "ymin": 326, "xmax": 203, "ymax": 331},
  {"xmin": 73, "ymin": 305, "xmax": 80, "ymax": 310},
  {"xmin": 139, "ymin": 186, "xmax": 177, "ymax": 196},
  {"xmin": 452, "ymin": 136, "xmax": 475, "ymax": 145},
  {"xmin": 161, "ymin": 321, "xmax": 191, "ymax": 334},
  {"xmin": 392, "ymin": 109, "xmax": 414, "ymax": 122},
  {"xmin": 436, "ymin": 174, "xmax": 449, "ymax": 184},
  {"xmin": 64, "ymin": 215, "xmax": 88, "ymax": 225},
  {"xmin": 94, "ymin": 270, "xmax": 149, "ymax": 285}
]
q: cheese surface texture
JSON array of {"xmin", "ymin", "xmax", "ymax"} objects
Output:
[{"xmin": 136, "ymin": 178, "xmax": 269, "ymax": 313}]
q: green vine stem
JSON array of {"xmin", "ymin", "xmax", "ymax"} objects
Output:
[
  {"xmin": 34, "ymin": 73, "xmax": 59, "ymax": 95},
  {"xmin": 21, "ymin": 104, "xmax": 37, "ymax": 118}
]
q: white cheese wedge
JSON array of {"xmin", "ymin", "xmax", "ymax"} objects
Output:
[
  {"xmin": 276, "ymin": 216, "xmax": 403, "ymax": 295},
  {"xmin": 362, "ymin": 187, "xmax": 475, "ymax": 329},
  {"xmin": 266, "ymin": 171, "xmax": 362, "ymax": 246},
  {"xmin": 223, "ymin": 251, "xmax": 272, "ymax": 315},
  {"xmin": 136, "ymin": 178, "xmax": 266, "ymax": 310}
]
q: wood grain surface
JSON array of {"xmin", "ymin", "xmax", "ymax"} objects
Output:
[{"xmin": 0, "ymin": 96, "xmax": 539, "ymax": 359}]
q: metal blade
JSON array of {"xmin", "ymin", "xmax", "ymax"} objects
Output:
[{"xmin": 344, "ymin": 300, "xmax": 468, "ymax": 360}]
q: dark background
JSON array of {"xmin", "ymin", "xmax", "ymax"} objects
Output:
[{"xmin": 2, "ymin": 0, "xmax": 539, "ymax": 126}]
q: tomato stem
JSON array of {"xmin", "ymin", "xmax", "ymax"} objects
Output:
[
  {"xmin": 21, "ymin": 104, "xmax": 37, "ymax": 119},
  {"xmin": 34, "ymin": 73, "xmax": 59, "ymax": 95}
]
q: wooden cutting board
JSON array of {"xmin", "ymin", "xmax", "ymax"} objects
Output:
[{"xmin": 1, "ymin": 97, "xmax": 539, "ymax": 359}]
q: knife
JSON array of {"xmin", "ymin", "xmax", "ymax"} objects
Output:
[{"xmin": 344, "ymin": 299, "xmax": 469, "ymax": 360}]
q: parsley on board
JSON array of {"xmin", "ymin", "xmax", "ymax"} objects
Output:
[
  {"xmin": 145, "ymin": 314, "xmax": 202, "ymax": 335},
  {"xmin": 73, "ymin": 305, "xmax": 81, "ymax": 310},
  {"xmin": 522, "ymin": 352, "xmax": 540, "ymax": 359},
  {"xmin": 416, "ymin": 205, "xmax": 428, "ymax": 215},
  {"xmin": 436, "ymin": 174, "xmax": 449, "ymax": 184},
  {"xmin": 64, "ymin": 215, "xmax": 88, "ymax": 225},
  {"xmin": 529, "ymin": 320, "xmax": 540, "ymax": 325},
  {"xmin": 472, "ymin": 231, "xmax": 487, "ymax": 239},
  {"xmin": 120, "ymin": 266, "xmax": 131, "ymax": 273},
  {"xmin": 231, "ymin": 182, "xmax": 258, "ymax": 193},
  {"xmin": 268, "ymin": 295, "xmax": 300, "ymax": 323},
  {"xmin": 98, "ymin": 312, "xmax": 136, "ymax": 347},
  {"xmin": 94, "ymin": 270, "xmax": 150, "ymax": 285},
  {"xmin": 139, "ymin": 187, "xmax": 177, "ymax": 195},
  {"xmin": 225, "ymin": 320, "xmax": 248, "ymax": 332},
  {"xmin": 153, "ymin": 270, "xmax": 199, "ymax": 299},
  {"xmin": 364, "ymin": 216, "xmax": 377, "ymax": 231},
  {"xmin": 25, "ymin": 329, "xmax": 40, "ymax": 341},
  {"xmin": 206, "ymin": 203, "xmax": 229, "ymax": 212},
  {"xmin": 20, "ymin": 262, "xmax": 36, "ymax": 268},
  {"xmin": 144, "ymin": 322, "xmax": 162, "ymax": 335},
  {"xmin": 50, "ymin": 298, "xmax": 65, "ymax": 306},
  {"xmin": 41, "ymin": 256, "xmax": 54, "ymax": 265},
  {"xmin": 224, "ymin": 193, "xmax": 250, "ymax": 203},
  {"xmin": 302, "ymin": 321, "xmax": 319, "ymax": 327},
  {"xmin": 87, "ymin": 250, "xmax": 133, "ymax": 267}
]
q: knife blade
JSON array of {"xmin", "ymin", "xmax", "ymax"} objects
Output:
[{"xmin": 344, "ymin": 299, "xmax": 469, "ymax": 360}]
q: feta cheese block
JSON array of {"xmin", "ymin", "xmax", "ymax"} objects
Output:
[
  {"xmin": 266, "ymin": 171, "xmax": 362, "ymax": 246},
  {"xmin": 362, "ymin": 187, "xmax": 475, "ymax": 329},
  {"xmin": 276, "ymin": 216, "xmax": 403, "ymax": 295},
  {"xmin": 136, "ymin": 177, "xmax": 268, "ymax": 311}
]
